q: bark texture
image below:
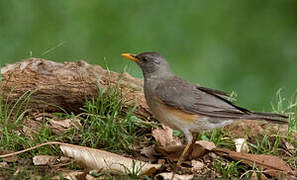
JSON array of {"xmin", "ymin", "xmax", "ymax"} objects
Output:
[{"xmin": 0, "ymin": 58, "xmax": 151, "ymax": 119}]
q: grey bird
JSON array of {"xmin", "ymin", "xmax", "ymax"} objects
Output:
[{"xmin": 121, "ymin": 52, "xmax": 288, "ymax": 166}]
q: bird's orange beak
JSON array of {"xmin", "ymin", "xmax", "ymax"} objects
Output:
[{"xmin": 121, "ymin": 53, "xmax": 140, "ymax": 63}]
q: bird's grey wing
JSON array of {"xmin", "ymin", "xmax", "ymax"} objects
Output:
[
  {"xmin": 196, "ymin": 86, "xmax": 230, "ymax": 97},
  {"xmin": 155, "ymin": 77, "xmax": 250, "ymax": 119}
]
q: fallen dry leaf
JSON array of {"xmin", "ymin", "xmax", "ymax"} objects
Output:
[
  {"xmin": 191, "ymin": 140, "xmax": 216, "ymax": 159},
  {"xmin": 196, "ymin": 140, "xmax": 216, "ymax": 151},
  {"xmin": 152, "ymin": 124, "xmax": 182, "ymax": 147},
  {"xmin": 50, "ymin": 118, "xmax": 82, "ymax": 133},
  {"xmin": 0, "ymin": 141, "xmax": 161, "ymax": 177},
  {"xmin": 60, "ymin": 143, "xmax": 161, "ymax": 176},
  {"xmin": 154, "ymin": 139, "xmax": 216, "ymax": 162},
  {"xmin": 152, "ymin": 125, "xmax": 185, "ymax": 160},
  {"xmin": 155, "ymin": 172, "xmax": 194, "ymax": 180},
  {"xmin": 140, "ymin": 145, "xmax": 160, "ymax": 161},
  {"xmin": 152, "ymin": 126, "xmax": 217, "ymax": 162},
  {"xmin": 191, "ymin": 160, "xmax": 205, "ymax": 172},
  {"xmin": 33, "ymin": 155, "xmax": 57, "ymax": 166},
  {"xmin": 213, "ymin": 148, "xmax": 295, "ymax": 178}
]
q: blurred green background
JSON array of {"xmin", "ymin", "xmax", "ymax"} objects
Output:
[{"xmin": 1, "ymin": 0, "xmax": 296, "ymax": 111}]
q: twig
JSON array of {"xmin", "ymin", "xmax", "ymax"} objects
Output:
[{"xmin": 0, "ymin": 141, "xmax": 62, "ymax": 158}]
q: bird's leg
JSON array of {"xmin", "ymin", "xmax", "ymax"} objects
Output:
[
  {"xmin": 177, "ymin": 143, "xmax": 190, "ymax": 167},
  {"xmin": 177, "ymin": 131, "xmax": 197, "ymax": 166},
  {"xmin": 172, "ymin": 133, "xmax": 198, "ymax": 179},
  {"xmin": 191, "ymin": 132, "xmax": 198, "ymax": 145},
  {"xmin": 188, "ymin": 132, "xmax": 198, "ymax": 159}
]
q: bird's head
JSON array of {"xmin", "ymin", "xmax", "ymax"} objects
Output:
[{"xmin": 121, "ymin": 52, "xmax": 173, "ymax": 78}]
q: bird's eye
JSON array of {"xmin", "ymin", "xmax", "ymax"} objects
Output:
[{"xmin": 142, "ymin": 57, "xmax": 148, "ymax": 61}]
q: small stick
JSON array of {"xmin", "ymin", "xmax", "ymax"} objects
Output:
[{"xmin": 0, "ymin": 141, "xmax": 62, "ymax": 158}]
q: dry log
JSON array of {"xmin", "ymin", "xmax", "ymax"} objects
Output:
[{"xmin": 0, "ymin": 58, "xmax": 152, "ymax": 119}]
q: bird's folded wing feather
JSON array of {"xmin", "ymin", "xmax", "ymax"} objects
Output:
[
  {"xmin": 196, "ymin": 86, "xmax": 230, "ymax": 97},
  {"xmin": 155, "ymin": 77, "xmax": 250, "ymax": 119}
]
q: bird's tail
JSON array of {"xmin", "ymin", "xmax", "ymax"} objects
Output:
[{"xmin": 243, "ymin": 111, "xmax": 288, "ymax": 124}]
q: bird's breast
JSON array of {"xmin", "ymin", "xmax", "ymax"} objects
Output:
[
  {"xmin": 146, "ymin": 95, "xmax": 199, "ymax": 130},
  {"xmin": 144, "ymin": 78, "xmax": 201, "ymax": 131}
]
